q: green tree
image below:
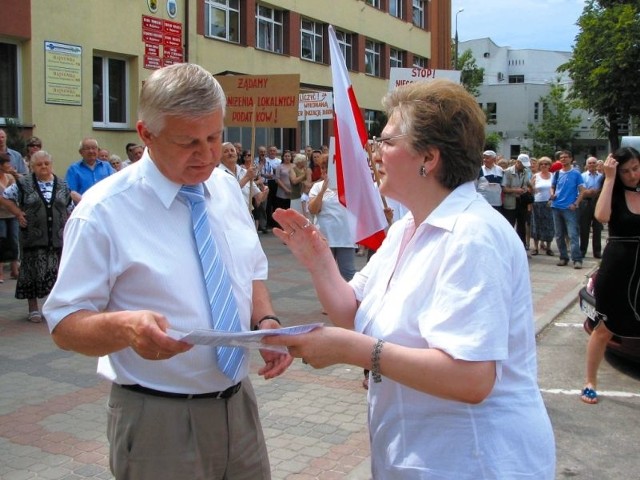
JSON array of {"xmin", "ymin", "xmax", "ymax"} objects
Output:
[
  {"xmin": 451, "ymin": 44, "xmax": 484, "ymax": 97},
  {"xmin": 484, "ymin": 132, "xmax": 501, "ymax": 152},
  {"xmin": 560, "ymin": 0, "xmax": 640, "ymax": 150},
  {"xmin": 527, "ymin": 81, "xmax": 582, "ymax": 157}
]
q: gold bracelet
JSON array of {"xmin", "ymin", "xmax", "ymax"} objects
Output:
[{"xmin": 371, "ymin": 339, "xmax": 385, "ymax": 383}]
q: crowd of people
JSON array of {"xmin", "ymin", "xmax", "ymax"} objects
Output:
[
  {"xmin": 1, "ymin": 60, "xmax": 638, "ymax": 478},
  {"xmin": 477, "ymin": 148, "xmax": 606, "ymax": 269},
  {"xmin": 0, "ymin": 128, "xmax": 147, "ymax": 321}
]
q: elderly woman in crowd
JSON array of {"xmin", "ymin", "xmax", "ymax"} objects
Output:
[
  {"xmin": 219, "ymin": 142, "xmax": 267, "ymax": 214},
  {"xmin": 289, "ymin": 153, "xmax": 311, "ymax": 218},
  {"xmin": 0, "ymin": 150, "xmax": 74, "ymax": 322},
  {"xmin": 0, "ymin": 153, "xmax": 20, "ymax": 282},
  {"xmin": 266, "ymin": 80, "xmax": 555, "ymax": 478},
  {"xmin": 530, "ymin": 156, "xmax": 556, "ymax": 255},
  {"xmin": 109, "ymin": 154, "xmax": 123, "ymax": 172}
]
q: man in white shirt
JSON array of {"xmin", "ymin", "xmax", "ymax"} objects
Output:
[
  {"xmin": 476, "ymin": 150, "xmax": 504, "ymax": 212},
  {"xmin": 43, "ymin": 63, "xmax": 292, "ymax": 480},
  {"xmin": 0, "ymin": 128, "xmax": 27, "ymax": 175}
]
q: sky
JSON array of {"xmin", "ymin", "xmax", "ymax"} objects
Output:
[{"xmin": 451, "ymin": 0, "xmax": 587, "ymax": 51}]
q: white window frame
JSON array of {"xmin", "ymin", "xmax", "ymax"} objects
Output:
[
  {"xmin": 301, "ymin": 19, "xmax": 323, "ymax": 63},
  {"xmin": 412, "ymin": 55, "xmax": 427, "ymax": 69},
  {"xmin": 366, "ymin": 0, "xmax": 381, "ymax": 8},
  {"xmin": 390, "ymin": 48, "xmax": 403, "ymax": 69},
  {"xmin": 335, "ymin": 29, "xmax": 353, "ymax": 70},
  {"xmin": 93, "ymin": 55, "xmax": 130, "ymax": 129},
  {"xmin": 365, "ymin": 39, "xmax": 381, "ymax": 77},
  {"xmin": 389, "ymin": 0, "xmax": 403, "ymax": 18},
  {"xmin": 0, "ymin": 40, "xmax": 21, "ymax": 123},
  {"xmin": 204, "ymin": 0, "xmax": 240, "ymax": 43},
  {"xmin": 256, "ymin": 4, "xmax": 283, "ymax": 54},
  {"xmin": 412, "ymin": 0, "xmax": 424, "ymax": 28}
]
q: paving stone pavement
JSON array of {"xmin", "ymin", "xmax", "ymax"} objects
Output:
[{"xmin": 0, "ymin": 232, "xmax": 599, "ymax": 479}]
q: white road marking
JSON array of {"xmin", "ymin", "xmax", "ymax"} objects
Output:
[
  {"xmin": 541, "ymin": 388, "xmax": 640, "ymax": 398},
  {"xmin": 554, "ymin": 322, "xmax": 584, "ymax": 328}
]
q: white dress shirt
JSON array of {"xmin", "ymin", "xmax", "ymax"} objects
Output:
[
  {"xmin": 44, "ymin": 152, "xmax": 268, "ymax": 393},
  {"xmin": 350, "ymin": 182, "xmax": 555, "ymax": 478}
]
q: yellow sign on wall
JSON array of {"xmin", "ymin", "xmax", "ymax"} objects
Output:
[
  {"xmin": 44, "ymin": 41, "xmax": 82, "ymax": 106},
  {"xmin": 215, "ymin": 74, "xmax": 300, "ymax": 128}
]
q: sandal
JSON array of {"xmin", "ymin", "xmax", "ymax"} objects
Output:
[
  {"xmin": 27, "ymin": 311, "xmax": 43, "ymax": 323},
  {"xmin": 531, "ymin": 249, "xmax": 539, "ymax": 256},
  {"xmin": 580, "ymin": 387, "xmax": 598, "ymax": 404}
]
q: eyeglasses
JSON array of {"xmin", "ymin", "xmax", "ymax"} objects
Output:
[
  {"xmin": 539, "ymin": 163, "xmax": 551, "ymax": 167},
  {"xmin": 28, "ymin": 144, "xmax": 42, "ymax": 148},
  {"xmin": 371, "ymin": 134, "xmax": 408, "ymax": 153}
]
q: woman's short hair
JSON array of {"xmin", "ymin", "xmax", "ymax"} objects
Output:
[
  {"xmin": 30, "ymin": 150, "xmax": 52, "ymax": 166},
  {"xmin": 382, "ymin": 79, "xmax": 486, "ymax": 190},
  {"xmin": 0, "ymin": 152, "xmax": 9, "ymax": 164},
  {"xmin": 293, "ymin": 153, "xmax": 307, "ymax": 165},
  {"xmin": 138, "ymin": 63, "xmax": 226, "ymax": 135}
]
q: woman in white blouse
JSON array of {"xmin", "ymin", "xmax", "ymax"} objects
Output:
[{"xmin": 267, "ymin": 80, "xmax": 555, "ymax": 479}]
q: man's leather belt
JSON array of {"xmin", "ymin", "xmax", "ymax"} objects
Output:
[{"xmin": 120, "ymin": 382, "xmax": 241, "ymax": 400}]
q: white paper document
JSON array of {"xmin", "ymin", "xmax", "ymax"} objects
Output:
[{"xmin": 168, "ymin": 323, "xmax": 323, "ymax": 353}]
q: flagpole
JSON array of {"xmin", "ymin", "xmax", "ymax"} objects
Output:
[
  {"xmin": 366, "ymin": 144, "xmax": 391, "ymax": 226},
  {"xmin": 249, "ymin": 102, "xmax": 257, "ymax": 213}
]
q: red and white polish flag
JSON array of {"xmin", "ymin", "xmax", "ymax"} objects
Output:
[{"xmin": 328, "ymin": 25, "xmax": 386, "ymax": 251}]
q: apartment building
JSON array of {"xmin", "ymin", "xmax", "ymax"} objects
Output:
[
  {"xmin": 460, "ymin": 37, "xmax": 607, "ymax": 162},
  {"xmin": 1, "ymin": 0, "xmax": 451, "ymax": 170}
]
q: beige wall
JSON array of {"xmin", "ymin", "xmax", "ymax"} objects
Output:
[{"xmin": 23, "ymin": 0, "xmax": 432, "ymax": 172}]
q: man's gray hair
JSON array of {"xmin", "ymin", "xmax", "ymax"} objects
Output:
[{"xmin": 138, "ymin": 63, "xmax": 226, "ymax": 135}]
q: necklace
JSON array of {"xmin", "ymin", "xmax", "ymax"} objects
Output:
[{"xmin": 624, "ymin": 185, "xmax": 640, "ymax": 193}]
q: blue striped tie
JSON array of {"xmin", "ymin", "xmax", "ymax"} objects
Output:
[{"xmin": 180, "ymin": 184, "xmax": 245, "ymax": 382}]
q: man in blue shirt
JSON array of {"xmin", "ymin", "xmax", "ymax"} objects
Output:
[
  {"xmin": 0, "ymin": 128, "xmax": 27, "ymax": 175},
  {"xmin": 550, "ymin": 150, "xmax": 585, "ymax": 269},
  {"xmin": 65, "ymin": 138, "xmax": 115, "ymax": 197},
  {"xmin": 579, "ymin": 156, "xmax": 604, "ymax": 258}
]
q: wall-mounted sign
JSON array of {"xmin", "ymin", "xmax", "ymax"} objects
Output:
[
  {"xmin": 214, "ymin": 74, "xmax": 300, "ymax": 127},
  {"xmin": 298, "ymin": 91, "xmax": 333, "ymax": 121},
  {"xmin": 44, "ymin": 41, "xmax": 82, "ymax": 106},
  {"xmin": 142, "ymin": 15, "xmax": 183, "ymax": 69}
]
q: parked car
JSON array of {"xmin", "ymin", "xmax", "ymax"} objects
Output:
[{"xmin": 579, "ymin": 270, "xmax": 640, "ymax": 363}]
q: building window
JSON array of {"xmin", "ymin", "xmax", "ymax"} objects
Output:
[
  {"xmin": 365, "ymin": 39, "xmax": 381, "ymax": 77},
  {"xmin": 389, "ymin": 0, "xmax": 403, "ymax": 18},
  {"xmin": 256, "ymin": 4, "xmax": 283, "ymax": 53},
  {"xmin": 301, "ymin": 19, "xmax": 323, "ymax": 63},
  {"xmin": 205, "ymin": 0, "xmax": 240, "ymax": 43},
  {"xmin": 93, "ymin": 55, "xmax": 129, "ymax": 128},
  {"xmin": 365, "ymin": 109, "xmax": 385, "ymax": 137},
  {"xmin": 0, "ymin": 42, "xmax": 19, "ymax": 120},
  {"xmin": 390, "ymin": 48, "xmax": 403, "ymax": 69},
  {"xmin": 365, "ymin": 0, "xmax": 381, "ymax": 8},
  {"xmin": 534, "ymin": 102, "xmax": 539, "ymax": 122},
  {"xmin": 413, "ymin": 55, "xmax": 427, "ymax": 69},
  {"xmin": 509, "ymin": 75, "xmax": 525, "ymax": 84},
  {"xmin": 335, "ymin": 29, "xmax": 353, "ymax": 70},
  {"xmin": 412, "ymin": 0, "xmax": 424, "ymax": 28},
  {"xmin": 486, "ymin": 102, "xmax": 497, "ymax": 125}
]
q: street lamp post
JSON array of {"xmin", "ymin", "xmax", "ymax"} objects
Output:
[{"xmin": 455, "ymin": 7, "xmax": 464, "ymax": 70}]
